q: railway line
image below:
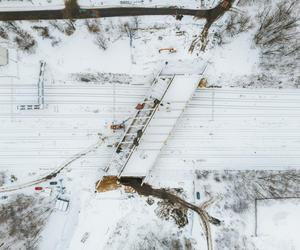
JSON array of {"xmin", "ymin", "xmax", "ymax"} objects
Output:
[
  {"xmin": 1, "ymin": 150, "xmax": 300, "ymax": 157},
  {"xmin": 2, "ymin": 97, "xmax": 300, "ymax": 107},
  {"xmin": 2, "ymin": 84, "xmax": 300, "ymax": 111},
  {"xmin": 3, "ymin": 113, "xmax": 298, "ymax": 119},
  {"xmin": 1, "ymin": 87, "xmax": 300, "ymax": 177},
  {"xmin": 2, "ymin": 96, "xmax": 300, "ymax": 107},
  {"xmin": 3, "ymin": 144, "xmax": 300, "ymax": 152},
  {"xmin": 1, "ymin": 132, "xmax": 297, "ymax": 138}
]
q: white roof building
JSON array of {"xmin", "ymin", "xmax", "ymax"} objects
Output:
[
  {"xmin": 0, "ymin": 47, "xmax": 8, "ymax": 66},
  {"xmin": 55, "ymin": 198, "xmax": 69, "ymax": 212}
]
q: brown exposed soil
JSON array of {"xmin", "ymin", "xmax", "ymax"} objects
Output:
[
  {"xmin": 96, "ymin": 176, "xmax": 121, "ymax": 192},
  {"xmin": 119, "ymin": 177, "xmax": 221, "ymax": 250},
  {"xmin": 155, "ymin": 199, "xmax": 189, "ymax": 228}
]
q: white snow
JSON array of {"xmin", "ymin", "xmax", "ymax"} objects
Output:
[
  {"xmin": 0, "ymin": 0, "xmax": 64, "ymax": 11},
  {"xmin": 31, "ymin": 28, "xmax": 133, "ymax": 75},
  {"xmin": 255, "ymin": 198, "xmax": 300, "ymax": 250},
  {"xmin": 205, "ymin": 31, "xmax": 260, "ymax": 86}
]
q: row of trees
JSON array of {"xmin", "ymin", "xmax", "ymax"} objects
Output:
[
  {"xmin": 0, "ymin": 194, "xmax": 53, "ymax": 250},
  {"xmin": 254, "ymin": 0, "xmax": 299, "ymax": 85}
]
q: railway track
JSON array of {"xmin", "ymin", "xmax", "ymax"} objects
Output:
[{"xmin": 1, "ymin": 88, "xmax": 300, "ymax": 175}]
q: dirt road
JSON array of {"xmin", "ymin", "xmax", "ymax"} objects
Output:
[{"xmin": 119, "ymin": 177, "xmax": 220, "ymax": 250}]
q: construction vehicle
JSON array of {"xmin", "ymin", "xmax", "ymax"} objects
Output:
[
  {"xmin": 159, "ymin": 48, "xmax": 177, "ymax": 53},
  {"xmin": 176, "ymin": 31, "xmax": 185, "ymax": 36},
  {"xmin": 110, "ymin": 123, "xmax": 125, "ymax": 131},
  {"xmin": 135, "ymin": 103, "xmax": 145, "ymax": 110},
  {"xmin": 110, "ymin": 117, "xmax": 131, "ymax": 132}
]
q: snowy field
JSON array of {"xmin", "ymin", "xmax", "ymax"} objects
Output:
[
  {"xmin": 256, "ymin": 198, "xmax": 300, "ymax": 250},
  {"xmin": 0, "ymin": 0, "xmax": 64, "ymax": 11}
]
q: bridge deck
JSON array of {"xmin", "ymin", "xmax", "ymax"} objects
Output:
[{"xmin": 105, "ymin": 74, "xmax": 201, "ymax": 178}]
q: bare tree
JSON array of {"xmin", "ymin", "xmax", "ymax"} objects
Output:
[
  {"xmin": 255, "ymin": 1, "xmax": 299, "ymax": 50},
  {"xmin": 14, "ymin": 34, "xmax": 36, "ymax": 52},
  {"xmin": 5, "ymin": 22, "xmax": 36, "ymax": 52},
  {"xmin": 224, "ymin": 13, "xmax": 253, "ymax": 37},
  {"xmin": 94, "ymin": 33, "xmax": 108, "ymax": 50},
  {"xmin": 32, "ymin": 25, "xmax": 51, "ymax": 39},
  {"xmin": 122, "ymin": 17, "xmax": 139, "ymax": 47},
  {"xmin": 49, "ymin": 20, "xmax": 76, "ymax": 36},
  {"xmin": 64, "ymin": 20, "xmax": 76, "ymax": 36},
  {"xmin": 0, "ymin": 172, "xmax": 5, "ymax": 186},
  {"xmin": 0, "ymin": 26, "xmax": 8, "ymax": 39},
  {"xmin": 212, "ymin": 12, "xmax": 254, "ymax": 46},
  {"xmin": 254, "ymin": 0, "xmax": 300, "ymax": 85},
  {"xmin": 0, "ymin": 194, "xmax": 53, "ymax": 249},
  {"xmin": 85, "ymin": 19, "xmax": 101, "ymax": 33}
]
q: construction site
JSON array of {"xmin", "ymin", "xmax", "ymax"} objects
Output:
[{"xmin": 0, "ymin": 0, "xmax": 300, "ymax": 249}]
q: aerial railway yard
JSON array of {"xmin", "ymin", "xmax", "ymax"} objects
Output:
[{"xmin": 1, "ymin": 82, "xmax": 300, "ymax": 174}]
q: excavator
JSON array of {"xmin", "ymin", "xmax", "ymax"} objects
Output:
[{"xmin": 159, "ymin": 48, "xmax": 177, "ymax": 53}]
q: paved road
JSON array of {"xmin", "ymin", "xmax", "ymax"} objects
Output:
[
  {"xmin": 0, "ymin": 7, "xmax": 204, "ymax": 21},
  {"xmin": 0, "ymin": 0, "xmax": 233, "ymax": 21}
]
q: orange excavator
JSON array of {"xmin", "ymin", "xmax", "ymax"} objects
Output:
[{"xmin": 159, "ymin": 48, "xmax": 177, "ymax": 53}]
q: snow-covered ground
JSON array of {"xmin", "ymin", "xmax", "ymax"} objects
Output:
[
  {"xmin": 255, "ymin": 198, "xmax": 300, "ymax": 250},
  {"xmin": 0, "ymin": 0, "xmax": 64, "ymax": 11}
]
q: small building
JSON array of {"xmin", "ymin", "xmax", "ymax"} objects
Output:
[
  {"xmin": 0, "ymin": 47, "xmax": 8, "ymax": 66},
  {"xmin": 55, "ymin": 198, "xmax": 69, "ymax": 212}
]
